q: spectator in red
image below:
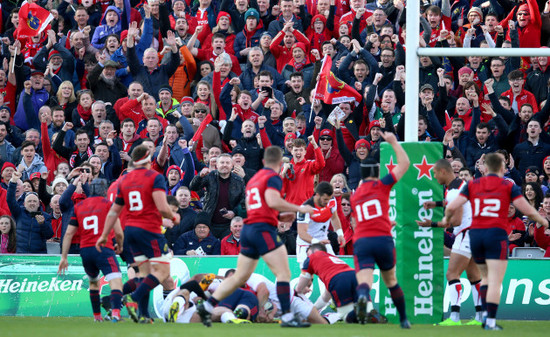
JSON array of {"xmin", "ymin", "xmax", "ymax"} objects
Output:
[
  {"xmin": 270, "ymin": 22, "xmax": 309, "ymax": 73},
  {"xmin": 282, "ymin": 136, "xmax": 325, "ymax": 205},
  {"xmin": 306, "ymin": 127, "xmax": 344, "ymax": 183},
  {"xmin": 221, "ymin": 216, "xmax": 243, "ymax": 255},
  {"xmin": 535, "ymin": 194, "xmax": 550, "ymax": 257},
  {"xmin": 507, "ymin": 203, "xmax": 527, "ymax": 254},
  {"xmin": 501, "ymin": 0, "xmax": 541, "ymax": 49}
]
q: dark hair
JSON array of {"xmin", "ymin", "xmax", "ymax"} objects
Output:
[
  {"xmin": 289, "ymin": 72, "xmax": 303, "ymax": 80},
  {"xmin": 0, "ymin": 215, "xmax": 16, "ymax": 253},
  {"xmin": 361, "ymin": 158, "xmax": 380, "ymax": 179},
  {"xmin": 20, "ymin": 140, "xmax": 35, "ymax": 151},
  {"xmin": 498, "ymin": 95, "xmax": 511, "ymax": 105},
  {"xmin": 166, "ymin": 195, "xmax": 179, "ymax": 207},
  {"xmin": 452, "ymin": 118, "xmax": 465, "ymax": 126},
  {"xmin": 293, "ymin": 138, "xmax": 307, "ymax": 148},
  {"xmin": 211, "ymin": 32, "xmax": 226, "ymax": 42},
  {"xmin": 476, "ymin": 122, "xmax": 490, "ymax": 131},
  {"xmin": 308, "ymin": 243, "xmax": 327, "ymax": 253},
  {"xmin": 484, "ymin": 153, "xmax": 503, "ymax": 173},
  {"xmin": 459, "ymin": 167, "xmax": 472, "ymax": 175},
  {"xmin": 508, "ymin": 69, "xmax": 524, "ymax": 81},
  {"xmin": 315, "ymin": 181, "xmax": 333, "ymax": 197},
  {"xmin": 434, "ymin": 158, "xmax": 453, "ymax": 172},
  {"xmin": 418, "ymin": 115, "xmax": 428, "ymax": 124},
  {"xmin": 523, "ymin": 182, "xmax": 544, "ymax": 210},
  {"xmin": 122, "ymin": 118, "xmax": 136, "ymax": 128},
  {"xmin": 258, "ymin": 70, "xmax": 273, "ymax": 80},
  {"xmin": 75, "ymin": 129, "xmax": 90, "ymax": 139},
  {"xmin": 131, "ymin": 144, "xmax": 151, "ymax": 162}
]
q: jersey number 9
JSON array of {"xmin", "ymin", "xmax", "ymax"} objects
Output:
[{"xmin": 83, "ymin": 215, "xmax": 99, "ymax": 235}]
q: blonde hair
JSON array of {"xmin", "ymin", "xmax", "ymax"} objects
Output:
[{"xmin": 56, "ymin": 81, "xmax": 76, "ymax": 104}]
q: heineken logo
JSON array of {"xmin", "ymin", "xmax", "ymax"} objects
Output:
[
  {"xmin": 414, "ymin": 189, "xmax": 435, "ymax": 316},
  {"xmin": 413, "ymin": 156, "xmax": 434, "ymax": 180},
  {"xmin": 0, "ymin": 277, "xmax": 83, "ymax": 293}
]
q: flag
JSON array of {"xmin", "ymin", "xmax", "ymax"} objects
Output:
[
  {"xmin": 15, "ymin": 3, "xmax": 54, "ymax": 39},
  {"xmin": 191, "ymin": 114, "xmax": 213, "ymax": 142},
  {"xmin": 314, "ymin": 55, "xmax": 362, "ymax": 105}
]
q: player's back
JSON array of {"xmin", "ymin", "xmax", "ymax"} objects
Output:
[
  {"xmin": 244, "ymin": 168, "xmax": 281, "ymax": 227},
  {"xmin": 73, "ymin": 196, "xmax": 114, "ymax": 249},
  {"xmin": 303, "ymin": 251, "xmax": 354, "ymax": 286},
  {"xmin": 107, "ymin": 178, "xmax": 129, "ymax": 229},
  {"xmin": 351, "ymin": 174, "xmax": 396, "ymax": 239},
  {"xmin": 117, "ymin": 167, "xmax": 165, "ymax": 233},
  {"xmin": 463, "ymin": 174, "xmax": 521, "ymax": 230}
]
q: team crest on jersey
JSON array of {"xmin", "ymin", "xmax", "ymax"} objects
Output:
[{"xmin": 27, "ymin": 13, "xmax": 40, "ymax": 30}]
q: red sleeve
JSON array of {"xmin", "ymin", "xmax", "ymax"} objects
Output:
[
  {"xmin": 529, "ymin": 0, "xmax": 542, "ymax": 28},
  {"xmin": 293, "ymin": 30, "xmax": 310, "ymax": 51},
  {"xmin": 259, "ymin": 127, "xmax": 271, "ymax": 148},
  {"xmin": 196, "ymin": 48, "xmax": 209, "ymax": 61},
  {"xmin": 534, "ymin": 225, "xmax": 550, "ymax": 249},
  {"xmin": 231, "ymin": 55, "xmax": 242, "ymax": 75},
  {"xmin": 310, "ymin": 147, "xmax": 326, "ymax": 174},
  {"xmin": 119, "ymin": 99, "xmax": 144, "ymax": 126},
  {"xmin": 270, "ymin": 33, "xmax": 285, "ymax": 56},
  {"xmin": 40, "ymin": 121, "xmax": 55, "ymax": 179},
  {"xmin": 197, "ymin": 27, "xmax": 212, "ymax": 45}
]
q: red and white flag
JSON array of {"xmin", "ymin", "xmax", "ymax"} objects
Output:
[
  {"xmin": 16, "ymin": 3, "xmax": 54, "ymax": 39},
  {"xmin": 314, "ymin": 55, "xmax": 362, "ymax": 105}
]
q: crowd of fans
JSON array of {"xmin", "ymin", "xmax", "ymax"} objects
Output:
[{"xmin": 0, "ymin": 0, "xmax": 550, "ymax": 257}]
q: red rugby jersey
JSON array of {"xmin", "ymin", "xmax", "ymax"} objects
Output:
[
  {"xmin": 302, "ymin": 251, "xmax": 354, "ymax": 288},
  {"xmin": 460, "ymin": 174, "xmax": 522, "ymax": 231},
  {"xmin": 244, "ymin": 168, "xmax": 282, "ymax": 227},
  {"xmin": 351, "ymin": 173, "xmax": 397, "ymax": 240},
  {"xmin": 71, "ymin": 196, "xmax": 114, "ymax": 249},
  {"xmin": 115, "ymin": 167, "xmax": 166, "ymax": 233}
]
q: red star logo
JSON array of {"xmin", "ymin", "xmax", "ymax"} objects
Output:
[
  {"xmin": 385, "ymin": 157, "xmax": 396, "ymax": 173},
  {"xmin": 414, "ymin": 156, "xmax": 434, "ymax": 180}
]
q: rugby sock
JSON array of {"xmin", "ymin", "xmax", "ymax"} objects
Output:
[
  {"xmin": 470, "ymin": 280, "xmax": 483, "ymax": 321},
  {"xmin": 479, "ymin": 285, "xmax": 488, "ymax": 312},
  {"xmin": 486, "ymin": 302, "xmax": 498, "ymax": 328},
  {"xmin": 221, "ymin": 311, "xmax": 237, "ymax": 323},
  {"xmin": 276, "ymin": 281, "xmax": 291, "ymax": 313},
  {"xmin": 180, "ymin": 280, "xmax": 207, "ymax": 299},
  {"xmin": 448, "ymin": 279, "xmax": 462, "ymax": 322},
  {"xmin": 356, "ymin": 283, "xmax": 372, "ymax": 301},
  {"xmin": 163, "ymin": 289, "xmax": 172, "ymax": 299},
  {"xmin": 90, "ymin": 289, "xmax": 101, "ymax": 316},
  {"xmin": 123, "ymin": 278, "xmax": 139, "ymax": 295},
  {"xmin": 205, "ymin": 296, "xmax": 220, "ymax": 312},
  {"xmin": 139, "ymin": 292, "xmax": 151, "ymax": 318},
  {"xmin": 389, "ymin": 284, "xmax": 407, "ymax": 322},
  {"xmin": 131, "ymin": 275, "xmax": 159, "ymax": 302},
  {"xmin": 110, "ymin": 289, "xmax": 122, "ymax": 317}
]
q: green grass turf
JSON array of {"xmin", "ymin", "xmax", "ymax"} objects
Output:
[{"xmin": 1, "ymin": 317, "xmax": 548, "ymax": 337}]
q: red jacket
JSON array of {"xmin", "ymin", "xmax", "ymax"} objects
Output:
[
  {"xmin": 534, "ymin": 225, "xmax": 550, "ymax": 257},
  {"xmin": 501, "ymin": 88, "xmax": 539, "ymax": 113},
  {"xmin": 501, "ymin": 0, "xmax": 541, "ymax": 48},
  {"xmin": 41, "ymin": 121, "xmax": 67, "ymax": 184},
  {"xmin": 0, "ymin": 188, "xmax": 10, "ymax": 216},
  {"xmin": 283, "ymin": 147, "xmax": 325, "ymax": 205},
  {"xmin": 221, "ymin": 234, "xmax": 240, "ymax": 255},
  {"xmin": 270, "ymin": 29, "xmax": 309, "ymax": 73}
]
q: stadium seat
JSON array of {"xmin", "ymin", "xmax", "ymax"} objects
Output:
[{"xmin": 511, "ymin": 247, "xmax": 546, "ymax": 259}]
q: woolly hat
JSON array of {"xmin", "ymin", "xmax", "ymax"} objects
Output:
[
  {"xmin": 52, "ymin": 176, "xmax": 69, "ymax": 190},
  {"xmin": 468, "ymin": 7, "xmax": 483, "ymax": 18},
  {"xmin": 158, "ymin": 86, "xmax": 173, "ymax": 96},
  {"xmin": 355, "ymin": 139, "xmax": 370, "ymax": 150},
  {"xmin": 181, "ymin": 96, "xmax": 194, "ymax": 105},
  {"xmin": 195, "ymin": 212, "xmax": 211, "ymax": 228},
  {"xmin": 1, "ymin": 162, "xmax": 16, "ymax": 173},
  {"xmin": 518, "ymin": 4, "xmax": 530, "ymax": 14},
  {"xmin": 217, "ymin": 11, "xmax": 231, "ymax": 25},
  {"xmin": 120, "ymin": 30, "xmax": 128, "ymax": 41},
  {"xmin": 458, "ymin": 66, "xmax": 473, "ymax": 76},
  {"xmin": 368, "ymin": 120, "xmax": 381, "ymax": 132},
  {"xmin": 292, "ymin": 42, "xmax": 307, "ymax": 53},
  {"xmin": 167, "ymin": 165, "xmax": 183, "ymax": 179},
  {"xmin": 525, "ymin": 166, "xmax": 540, "ymax": 176},
  {"xmin": 48, "ymin": 50, "xmax": 61, "ymax": 61},
  {"xmin": 244, "ymin": 8, "xmax": 260, "ymax": 22},
  {"xmin": 232, "ymin": 146, "xmax": 246, "ymax": 156},
  {"xmin": 285, "ymin": 133, "xmax": 297, "ymax": 142},
  {"xmin": 30, "ymin": 172, "xmax": 41, "ymax": 180}
]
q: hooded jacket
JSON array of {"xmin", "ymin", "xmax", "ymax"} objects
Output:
[
  {"xmin": 19, "ymin": 154, "xmax": 47, "ymax": 181},
  {"xmin": 234, "ymin": 19, "xmax": 265, "ymax": 63},
  {"xmin": 91, "ymin": 6, "xmax": 123, "ymax": 49}
]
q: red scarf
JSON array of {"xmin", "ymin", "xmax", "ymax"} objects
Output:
[
  {"xmin": 233, "ymin": 104, "xmax": 258, "ymax": 123},
  {"xmin": 76, "ymin": 104, "xmax": 92, "ymax": 123}
]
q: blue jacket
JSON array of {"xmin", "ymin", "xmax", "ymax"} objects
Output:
[
  {"xmin": 59, "ymin": 182, "xmax": 89, "ymax": 254},
  {"xmin": 7, "ymin": 182, "xmax": 53, "ymax": 253},
  {"xmin": 173, "ymin": 230, "xmax": 220, "ymax": 255},
  {"xmin": 233, "ymin": 27, "xmax": 265, "ymax": 63},
  {"xmin": 111, "ymin": 17, "xmax": 154, "ymax": 86},
  {"xmin": 127, "ymin": 46, "xmax": 180, "ymax": 100},
  {"xmin": 164, "ymin": 207, "xmax": 197, "ymax": 249},
  {"xmin": 239, "ymin": 64, "xmax": 285, "ymax": 92},
  {"xmin": 91, "ymin": 6, "xmax": 122, "ymax": 49},
  {"xmin": 14, "ymin": 89, "xmax": 49, "ymax": 131}
]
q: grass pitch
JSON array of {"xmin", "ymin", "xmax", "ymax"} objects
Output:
[{"xmin": 1, "ymin": 317, "xmax": 549, "ymax": 337}]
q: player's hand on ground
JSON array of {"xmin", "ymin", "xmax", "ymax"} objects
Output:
[
  {"xmin": 298, "ymin": 204, "xmax": 315, "ymax": 214},
  {"xmin": 423, "ymin": 201, "xmax": 436, "ymax": 209},
  {"xmin": 58, "ymin": 258, "xmax": 68, "ymax": 275}
]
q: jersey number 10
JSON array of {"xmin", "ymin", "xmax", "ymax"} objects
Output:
[{"xmin": 354, "ymin": 199, "xmax": 382, "ymax": 222}]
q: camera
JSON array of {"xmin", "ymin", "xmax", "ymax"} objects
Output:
[
  {"xmin": 29, "ymin": 211, "xmax": 42, "ymax": 217},
  {"xmin": 219, "ymin": 208, "xmax": 228, "ymax": 215}
]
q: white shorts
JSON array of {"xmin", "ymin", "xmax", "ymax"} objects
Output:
[
  {"xmin": 160, "ymin": 288, "xmax": 196, "ymax": 323},
  {"xmin": 451, "ymin": 231, "xmax": 472, "ymax": 258},
  {"xmin": 296, "ymin": 243, "xmax": 334, "ymax": 265},
  {"xmin": 291, "ymin": 293, "xmax": 314, "ymax": 320}
]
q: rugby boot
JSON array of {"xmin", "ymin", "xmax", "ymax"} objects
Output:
[{"xmin": 196, "ymin": 301, "xmax": 212, "ymax": 327}]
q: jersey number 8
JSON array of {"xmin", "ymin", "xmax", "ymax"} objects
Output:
[
  {"xmin": 354, "ymin": 199, "xmax": 382, "ymax": 222},
  {"xmin": 247, "ymin": 188, "xmax": 262, "ymax": 210},
  {"xmin": 129, "ymin": 191, "xmax": 143, "ymax": 211}
]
